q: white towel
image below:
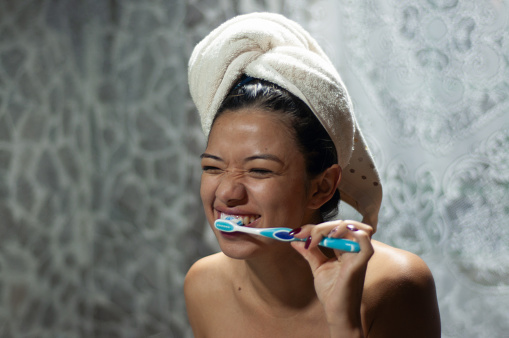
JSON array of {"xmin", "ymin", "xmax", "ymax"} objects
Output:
[{"xmin": 188, "ymin": 12, "xmax": 382, "ymax": 229}]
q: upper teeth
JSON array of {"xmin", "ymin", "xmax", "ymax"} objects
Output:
[{"xmin": 220, "ymin": 213, "xmax": 258, "ymax": 226}]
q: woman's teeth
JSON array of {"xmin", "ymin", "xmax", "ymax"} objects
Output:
[{"xmin": 220, "ymin": 213, "xmax": 258, "ymax": 226}]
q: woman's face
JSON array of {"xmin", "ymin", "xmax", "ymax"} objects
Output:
[{"xmin": 200, "ymin": 108, "xmax": 319, "ymax": 258}]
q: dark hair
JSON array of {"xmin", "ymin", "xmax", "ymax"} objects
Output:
[{"xmin": 214, "ymin": 76, "xmax": 341, "ymax": 221}]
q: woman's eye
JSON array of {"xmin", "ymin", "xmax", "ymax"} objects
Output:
[
  {"xmin": 249, "ymin": 168, "xmax": 273, "ymax": 176},
  {"xmin": 202, "ymin": 166, "xmax": 222, "ymax": 174}
]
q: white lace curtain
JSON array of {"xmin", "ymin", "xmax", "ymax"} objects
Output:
[{"xmin": 302, "ymin": 1, "xmax": 509, "ymax": 337}]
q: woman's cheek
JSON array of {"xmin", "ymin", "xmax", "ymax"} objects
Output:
[{"xmin": 200, "ymin": 175, "xmax": 215, "ymax": 206}]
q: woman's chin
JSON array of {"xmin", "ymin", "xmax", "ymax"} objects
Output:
[
  {"xmin": 217, "ymin": 235, "xmax": 294, "ymax": 260},
  {"xmin": 217, "ymin": 237, "xmax": 264, "ymax": 259}
]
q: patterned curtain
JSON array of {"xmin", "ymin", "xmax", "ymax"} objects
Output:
[
  {"xmin": 0, "ymin": 1, "xmax": 214, "ymax": 337},
  {"xmin": 308, "ymin": 1, "xmax": 509, "ymax": 337},
  {"xmin": 0, "ymin": 0, "xmax": 507, "ymax": 337}
]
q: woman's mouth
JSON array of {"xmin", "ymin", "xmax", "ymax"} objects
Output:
[{"xmin": 219, "ymin": 212, "xmax": 260, "ymax": 226}]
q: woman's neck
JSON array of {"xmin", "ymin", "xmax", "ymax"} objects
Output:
[
  {"xmin": 238, "ymin": 244, "xmax": 318, "ymax": 312},
  {"xmin": 241, "ymin": 214, "xmax": 325, "ymax": 309}
]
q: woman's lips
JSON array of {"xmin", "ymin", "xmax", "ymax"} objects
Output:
[{"xmin": 219, "ymin": 231, "xmax": 248, "ymax": 239}]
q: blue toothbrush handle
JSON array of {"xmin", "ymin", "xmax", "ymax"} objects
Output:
[
  {"xmin": 235, "ymin": 225, "xmax": 360, "ymax": 252},
  {"xmin": 319, "ymin": 237, "xmax": 360, "ymax": 252}
]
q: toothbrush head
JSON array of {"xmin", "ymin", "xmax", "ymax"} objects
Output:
[
  {"xmin": 224, "ymin": 216, "xmax": 243, "ymax": 225},
  {"xmin": 214, "ymin": 219, "xmax": 242, "ymax": 232}
]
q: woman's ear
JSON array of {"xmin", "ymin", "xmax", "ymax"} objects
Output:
[{"xmin": 308, "ymin": 164, "xmax": 341, "ymax": 210}]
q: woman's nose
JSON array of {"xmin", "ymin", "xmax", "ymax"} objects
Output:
[{"xmin": 216, "ymin": 172, "xmax": 247, "ymax": 205}]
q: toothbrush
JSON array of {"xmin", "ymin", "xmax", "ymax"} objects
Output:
[{"xmin": 214, "ymin": 219, "xmax": 360, "ymax": 253}]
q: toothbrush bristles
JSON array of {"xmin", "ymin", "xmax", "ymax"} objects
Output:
[{"xmin": 224, "ymin": 216, "xmax": 243, "ymax": 226}]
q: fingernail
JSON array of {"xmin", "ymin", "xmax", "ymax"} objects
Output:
[
  {"xmin": 347, "ymin": 224, "xmax": 358, "ymax": 232},
  {"xmin": 304, "ymin": 236, "xmax": 312, "ymax": 249},
  {"xmin": 289, "ymin": 227, "xmax": 302, "ymax": 236},
  {"xmin": 328, "ymin": 226, "xmax": 339, "ymax": 236}
]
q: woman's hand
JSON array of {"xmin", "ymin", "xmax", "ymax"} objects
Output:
[{"xmin": 290, "ymin": 220, "xmax": 374, "ymax": 337}]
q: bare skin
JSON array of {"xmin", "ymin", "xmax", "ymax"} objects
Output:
[
  {"xmin": 185, "ymin": 109, "xmax": 441, "ymax": 337},
  {"xmin": 185, "ymin": 239, "xmax": 440, "ymax": 338}
]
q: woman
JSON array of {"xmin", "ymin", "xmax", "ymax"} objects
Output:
[{"xmin": 185, "ymin": 13, "xmax": 440, "ymax": 337}]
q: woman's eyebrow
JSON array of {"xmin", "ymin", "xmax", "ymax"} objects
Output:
[
  {"xmin": 244, "ymin": 154, "xmax": 284, "ymax": 164},
  {"xmin": 200, "ymin": 153, "xmax": 223, "ymax": 161},
  {"xmin": 200, "ymin": 153, "xmax": 283, "ymax": 164}
]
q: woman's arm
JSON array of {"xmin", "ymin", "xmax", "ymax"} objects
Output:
[
  {"xmin": 291, "ymin": 220, "xmax": 374, "ymax": 337},
  {"xmin": 185, "ymin": 254, "xmax": 228, "ymax": 338},
  {"xmin": 365, "ymin": 247, "xmax": 441, "ymax": 337},
  {"xmin": 184, "ymin": 259, "xmax": 209, "ymax": 338},
  {"xmin": 291, "ymin": 221, "xmax": 441, "ymax": 338}
]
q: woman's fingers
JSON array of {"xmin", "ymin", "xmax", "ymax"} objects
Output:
[
  {"xmin": 325, "ymin": 221, "xmax": 374, "ymax": 257},
  {"xmin": 341, "ymin": 224, "xmax": 374, "ymax": 261},
  {"xmin": 291, "ymin": 221, "xmax": 372, "ymax": 247},
  {"xmin": 290, "ymin": 220, "xmax": 374, "ymax": 264},
  {"xmin": 290, "ymin": 241, "xmax": 330, "ymax": 271}
]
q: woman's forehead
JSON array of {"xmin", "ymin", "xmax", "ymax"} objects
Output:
[
  {"xmin": 211, "ymin": 108, "xmax": 294, "ymax": 135},
  {"xmin": 207, "ymin": 109, "xmax": 300, "ymax": 156}
]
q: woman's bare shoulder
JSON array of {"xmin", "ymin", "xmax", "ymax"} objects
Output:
[
  {"xmin": 367, "ymin": 240, "xmax": 434, "ymax": 285},
  {"xmin": 363, "ymin": 240, "xmax": 441, "ymax": 337},
  {"xmin": 185, "ymin": 252, "xmax": 231, "ymax": 294},
  {"xmin": 184, "ymin": 253, "xmax": 236, "ymax": 337}
]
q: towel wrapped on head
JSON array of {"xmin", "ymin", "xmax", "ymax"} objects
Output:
[{"xmin": 188, "ymin": 12, "xmax": 382, "ymax": 229}]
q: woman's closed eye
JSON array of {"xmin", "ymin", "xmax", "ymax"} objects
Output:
[
  {"xmin": 248, "ymin": 168, "xmax": 274, "ymax": 177},
  {"xmin": 202, "ymin": 166, "xmax": 223, "ymax": 174}
]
